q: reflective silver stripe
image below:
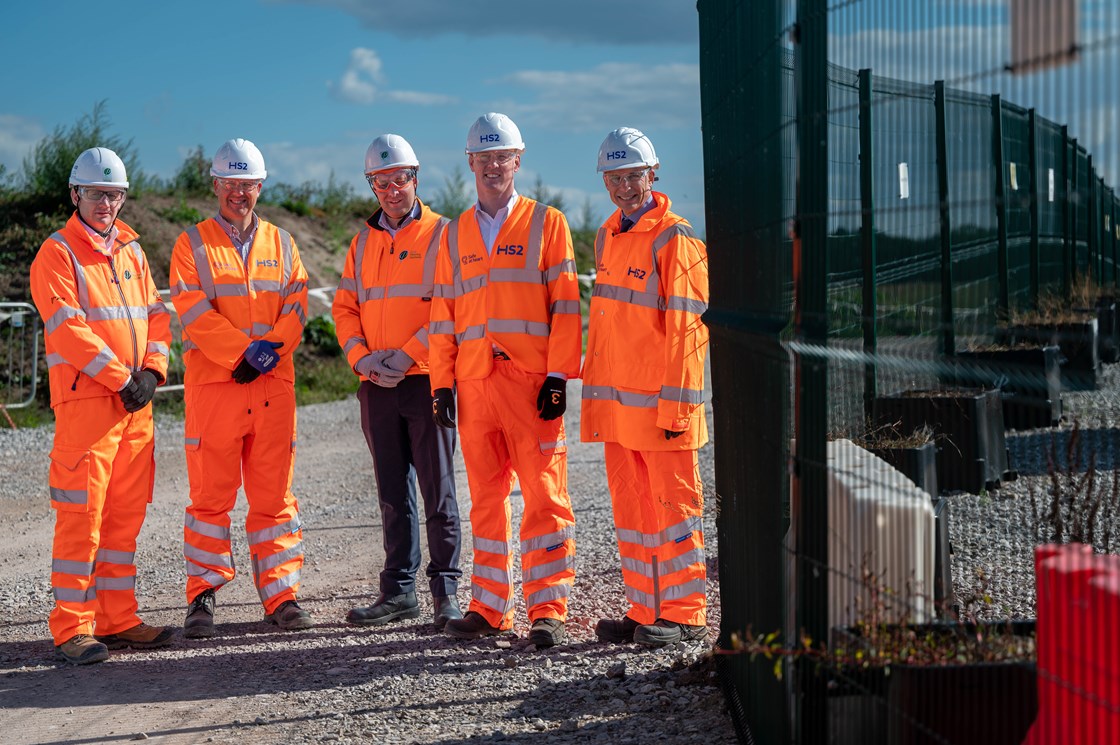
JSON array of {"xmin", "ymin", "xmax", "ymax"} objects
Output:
[
  {"xmin": 472, "ymin": 536, "xmax": 510, "ymax": 556},
  {"xmin": 621, "ymin": 556, "xmax": 654, "ymax": 578},
  {"xmin": 545, "ymin": 259, "xmax": 577, "ymax": 282},
  {"xmin": 51, "ymin": 233, "xmax": 91, "ymax": 312},
  {"xmin": 423, "ymin": 217, "xmax": 450, "ymax": 288},
  {"xmin": 457, "ymin": 274, "xmax": 487, "ymax": 296},
  {"xmin": 185, "ymin": 513, "xmax": 230, "ymax": 541},
  {"xmin": 45, "ymin": 305, "xmax": 85, "ymax": 334},
  {"xmin": 660, "ymin": 578, "xmax": 707, "ymax": 602},
  {"xmin": 95, "ymin": 576, "xmax": 135, "ymax": 591},
  {"xmin": 447, "ymin": 217, "xmax": 462, "ymax": 287},
  {"xmin": 251, "ymin": 322, "xmax": 273, "ymax": 337},
  {"xmin": 46, "ymin": 353, "xmax": 68, "ymax": 369},
  {"xmin": 86, "ymin": 305, "xmax": 150, "ymax": 322},
  {"xmin": 624, "ymin": 585, "xmax": 656, "ymax": 610},
  {"xmin": 284, "ymin": 280, "xmax": 307, "ymax": 298},
  {"xmin": 258, "ymin": 568, "xmax": 300, "ymax": 601},
  {"xmin": 550, "ymin": 299, "xmax": 581, "ymax": 315},
  {"xmin": 279, "ymin": 228, "xmax": 294, "ymax": 287},
  {"xmin": 660, "ymin": 386, "xmax": 706, "ymax": 405},
  {"xmin": 524, "ymin": 554, "xmax": 574, "ymax": 583},
  {"xmin": 95, "ymin": 548, "xmax": 134, "ymax": 565},
  {"xmin": 616, "ymin": 516, "xmax": 703, "ymax": 550},
  {"xmin": 526, "ymin": 583, "xmax": 570, "ymax": 608},
  {"xmin": 539, "ymin": 438, "xmax": 567, "ymax": 450},
  {"xmin": 213, "ymin": 284, "xmax": 248, "ymax": 298},
  {"xmin": 430, "ymin": 320, "xmax": 456, "ymax": 336},
  {"xmin": 171, "ymin": 280, "xmax": 202, "ymax": 296},
  {"xmin": 667, "ymin": 295, "xmax": 708, "ymax": 314},
  {"xmin": 524, "ymin": 201, "xmax": 548, "ymax": 270},
  {"xmin": 183, "ymin": 339, "xmax": 198, "ymax": 352},
  {"xmin": 337, "ymin": 276, "xmax": 358, "ymax": 293},
  {"xmin": 521, "ymin": 526, "xmax": 574, "ymax": 554},
  {"xmin": 432, "ymin": 282, "xmax": 455, "ymax": 299},
  {"xmin": 185, "ymin": 562, "xmax": 229, "ymax": 587},
  {"xmin": 658, "ymin": 547, "xmax": 706, "ymax": 577},
  {"xmin": 147, "ymin": 341, "xmax": 169, "ymax": 356},
  {"xmin": 247, "ymin": 517, "xmax": 302, "ymax": 546},
  {"xmin": 185, "ymin": 543, "xmax": 234, "ymax": 569},
  {"xmin": 50, "ymin": 487, "xmax": 87, "ymax": 505},
  {"xmin": 594, "ymin": 227, "xmax": 608, "ymax": 267},
  {"xmin": 471, "ymin": 582, "xmax": 515, "ymax": 614},
  {"xmin": 455, "ymin": 324, "xmax": 487, "ymax": 344},
  {"xmin": 147, "ymin": 301, "xmax": 170, "ymax": 317},
  {"xmin": 179, "ymin": 296, "xmax": 216, "ymax": 327},
  {"xmin": 253, "ymin": 543, "xmax": 304, "ymax": 573},
  {"xmin": 184, "ymin": 436, "xmax": 201, "ymax": 447},
  {"xmin": 387, "ymin": 283, "xmax": 434, "ymax": 298},
  {"xmin": 54, "ymin": 586, "xmax": 95, "ymax": 603},
  {"xmin": 646, "ymin": 222, "xmax": 696, "ymax": 295},
  {"xmin": 286, "ymin": 303, "xmax": 307, "ymax": 325},
  {"xmin": 343, "ymin": 336, "xmax": 364, "ymax": 354},
  {"xmin": 253, "ymin": 279, "xmax": 283, "ymax": 293},
  {"xmin": 52, "ymin": 559, "xmax": 94, "ymax": 575},
  {"xmin": 360, "ymin": 287, "xmax": 386, "ymax": 302},
  {"xmin": 353, "ymin": 227, "xmax": 372, "ymax": 301},
  {"xmin": 82, "ymin": 346, "xmax": 115, "ymax": 377},
  {"xmin": 487, "ymin": 319, "xmax": 549, "ymax": 337},
  {"xmin": 415, "ymin": 326, "xmax": 429, "ymax": 348},
  {"xmin": 582, "ymin": 385, "xmax": 657, "ymax": 408},
  {"xmin": 490, "ymin": 267, "xmax": 547, "ymax": 284},
  {"xmin": 186, "ymin": 226, "xmax": 218, "ymax": 300},
  {"xmin": 594, "ymin": 283, "xmax": 662, "ymax": 310},
  {"xmin": 472, "ymin": 563, "xmax": 511, "ymax": 584}
]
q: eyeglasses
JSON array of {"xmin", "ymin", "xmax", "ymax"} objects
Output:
[
  {"xmin": 77, "ymin": 187, "xmax": 127, "ymax": 204},
  {"xmin": 605, "ymin": 171, "xmax": 650, "ymax": 188},
  {"xmin": 216, "ymin": 179, "xmax": 262, "ymax": 193},
  {"xmin": 471, "ymin": 151, "xmax": 518, "ymax": 166},
  {"xmin": 366, "ymin": 169, "xmax": 416, "ymax": 192}
]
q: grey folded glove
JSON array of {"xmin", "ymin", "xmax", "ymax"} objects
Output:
[
  {"xmin": 355, "ymin": 351, "xmax": 406, "ymax": 387},
  {"xmin": 382, "ymin": 348, "xmax": 414, "ymax": 374}
]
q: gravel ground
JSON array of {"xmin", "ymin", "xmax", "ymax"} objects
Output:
[{"xmin": 0, "ymin": 381, "xmax": 737, "ymax": 745}]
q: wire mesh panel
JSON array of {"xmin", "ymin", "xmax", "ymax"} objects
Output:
[
  {"xmin": 1036, "ymin": 118, "xmax": 1067, "ymax": 298},
  {"xmin": 1003, "ymin": 102, "xmax": 1034, "ymax": 311}
]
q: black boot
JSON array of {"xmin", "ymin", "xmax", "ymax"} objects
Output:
[
  {"xmin": 433, "ymin": 595, "xmax": 463, "ymax": 630},
  {"xmin": 346, "ymin": 591, "xmax": 420, "ymax": 626}
]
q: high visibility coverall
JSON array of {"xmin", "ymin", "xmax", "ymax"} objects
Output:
[
  {"xmin": 30, "ymin": 214, "xmax": 171, "ymax": 644},
  {"xmin": 429, "ymin": 195, "xmax": 582, "ymax": 630},
  {"xmin": 580, "ymin": 192, "xmax": 710, "ymax": 627},
  {"xmin": 332, "ymin": 201, "xmax": 461, "ymax": 598},
  {"xmin": 169, "ymin": 217, "xmax": 308, "ymax": 612}
]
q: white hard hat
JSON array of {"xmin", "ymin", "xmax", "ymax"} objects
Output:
[
  {"xmin": 70, "ymin": 147, "xmax": 129, "ymax": 189},
  {"xmin": 365, "ymin": 134, "xmax": 419, "ymax": 174},
  {"xmin": 465, "ymin": 112, "xmax": 525, "ymax": 154},
  {"xmin": 597, "ymin": 127, "xmax": 659, "ymax": 173},
  {"xmin": 210, "ymin": 138, "xmax": 267, "ymax": 180}
]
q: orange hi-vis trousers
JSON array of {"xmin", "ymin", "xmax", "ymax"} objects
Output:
[
  {"xmin": 48, "ymin": 396, "xmax": 155, "ymax": 644},
  {"xmin": 182, "ymin": 377, "xmax": 304, "ymax": 613},
  {"xmin": 457, "ymin": 359, "xmax": 576, "ymax": 630},
  {"xmin": 604, "ymin": 442, "xmax": 707, "ymax": 627}
]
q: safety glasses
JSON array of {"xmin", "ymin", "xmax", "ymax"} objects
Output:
[
  {"xmin": 366, "ymin": 169, "xmax": 417, "ymax": 192},
  {"xmin": 77, "ymin": 187, "xmax": 127, "ymax": 204}
]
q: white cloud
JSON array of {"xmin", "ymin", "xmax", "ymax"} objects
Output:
[
  {"xmin": 328, "ymin": 47, "xmax": 457, "ymax": 106},
  {"xmin": 500, "ymin": 62, "xmax": 701, "ymax": 132},
  {"xmin": 0, "ymin": 114, "xmax": 45, "ymax": 176},
  {"xmin": 274, "ymin": 0, "xmax": 699, "ymax": 45}
]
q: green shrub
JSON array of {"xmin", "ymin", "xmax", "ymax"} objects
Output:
[
  {"xmin": 170, "ymin": 145, "xmax": 212, "ymax": 196},
  {"xmin": 303, "ymin": 313, "xmax": 341, "ymax": 356},
  {"xmin": 158, "ymin": 198, "xmax": 204, "ymax": 225},
  {"xmin": 429, "ymin": 165, "xmax": 472, "ymax": 217}
]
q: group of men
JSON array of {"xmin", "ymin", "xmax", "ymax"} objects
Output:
[{"xmin": 30, "ymin": 112, "xmax": 711, "ymax": 666}]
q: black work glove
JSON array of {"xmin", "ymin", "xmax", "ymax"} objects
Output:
[
  {"xmin": 664, "ymin": 429, "xmax": 685, "ymax": 440},
  {"xmin": 432, "ymin": 387, "xmax": 456, "ymax": 429},
  {"xmin": 120, "ymin": 369, "xmax": 159, "ymax": 412},
  {"xmin": 536, "ymin": 375, "xmax": 566, "ymax": 421},
  {"xmin": 232, "ymin": 358, "xmax": 262, "ymax": 384}
]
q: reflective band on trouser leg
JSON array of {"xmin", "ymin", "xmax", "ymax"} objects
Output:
[
  {"xmin": 604, "ymin": 443, "xmax": 707, "ymax": 627},
  {"xmin": 457, "ymin": 378, "xmax": 517, "ymax": 630},
  {"xmin": 242, "ymin": 377, "xmax": 303, "ymax": 613},
  {"xmin": 489, "ymin": 363, "xmax": 575, "ymax": 622}
]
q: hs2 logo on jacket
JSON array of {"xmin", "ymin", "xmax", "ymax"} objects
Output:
[
  {"xmin": 627, "ymin": 267, "xmax": 647, "ymax": 280},
  {"xmin": 256, "ymin": 258, "xmax": 279, "ymax": 268},
  {"xmin": 495, "ymin": 244, "xmax": 524, "ymax": 256}
]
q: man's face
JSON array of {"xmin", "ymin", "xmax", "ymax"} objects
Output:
[
  {"xmin": 367, "ymin": 167, "xmax": 418, "ymax": 221},
  {"xmin": 604, "ymin": 167, "xmax": 654, "ymax": 216},
  {"xmin": 72, "ymin": 187, "xmax": 126, "ymax": 232},
  {"xmin": 213, "ymin": 178, "xmax": 261, "ymax": 222},
  {"xmin": 468, "ymin": 149, "xmax": 520, "ymax": 197}
]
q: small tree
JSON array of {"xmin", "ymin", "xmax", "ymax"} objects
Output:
[
  {"xmin": 171, "ymin": 145, "xmax": 212, "ymax": 196},
  {"xmin": 526, "ymin": 174, "xmax": 567, "ymax": 214},
  {"xmin": 429, "ymin": 165, "xmax": 472, "ymax": 217}
]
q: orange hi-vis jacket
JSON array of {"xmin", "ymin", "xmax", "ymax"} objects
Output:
[
  {"xmin": 429, "ymin": 196, "xmax": 581, "ymax": 390},
  {"xmin": 332, "ymin": 201, "xmax": 449, "ymax": 375},
  {"xmin": 580, "ymin": 192, "xmax": 710, "ymax": 452},
  {"xmin": 169, "ymin": 217, "xmax": 308, "ymax": 385},
  {"xmin": 31, "ymin": 214, "xmax": 171, "ymax": 408}
]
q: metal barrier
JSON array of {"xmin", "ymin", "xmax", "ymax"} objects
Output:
[{"xmin": 0, "ymin": 302, "xmax": 41, "ymax": 410}]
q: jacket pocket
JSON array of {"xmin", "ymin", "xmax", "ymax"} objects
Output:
[{"xmin": 48, "ymin": 444, "xmax": 92, "ymax": 513}]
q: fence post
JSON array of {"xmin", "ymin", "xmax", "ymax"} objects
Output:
[
  {"xmin": 1088, "ymin": 155, "xmax": 1097, "ymax": 283},
  {"xmin": 1028, "ymin": 108, "xmax": 1041, "ymax": 307},
  {"xmin": 859, "ymin": 68, "xmax": 877, "ymax": 421},
  {"xmin": 1070, "ymin": 137, "xmax": 1079, "ymax": 292},
  {"xmin": 935, "ymin": 81, "xmax": 956, "ymax": 355},
  {"xmin": 992, "ymin": 95, "xmax": 1010, "ymax": 317}
]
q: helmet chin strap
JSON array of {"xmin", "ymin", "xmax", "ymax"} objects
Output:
[{"xmin": 77, "ymin": 211, "xmax": 116, "ymax": 241}]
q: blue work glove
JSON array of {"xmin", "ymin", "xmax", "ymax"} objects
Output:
[
  {"xmin": 119, "ymin": 369, "xmax": 159, "ymax": 412},
  {"xmin": 233, "ymin": 340, "xmax": 284, "ymax": 384},
  {"xmin": 536, "ymin": 375, "xmax": 566, "ymax": 421},
  {"xmin": 432, "ymin": 388, "xmax": 456, "ymax": 429}
]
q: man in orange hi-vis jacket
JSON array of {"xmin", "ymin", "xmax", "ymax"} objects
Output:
[
  {"xmin": 429, "ymin": 113, "xmax": 581, "ymax": 648},
  {"xmin": 30, "ymin": 147, "xmax": 174, "ymax": 664},
  {"xmin": 582, "ymin": 128, "xmax": 711, "ymax": 648},
  {"xmin": 170, "ymin": 138, "xmax": 312, "ymax": 638},
  {"xmin": 333, "ymin": 134, "xmax": 463, "ymax": 630}
]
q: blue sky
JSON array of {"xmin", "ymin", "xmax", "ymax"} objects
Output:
[{"xmin": 0, "ymin": 1, "xmax": 705, "ymax": 231}]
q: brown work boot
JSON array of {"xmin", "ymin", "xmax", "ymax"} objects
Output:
[
  {"xmin": 595, "ymin": 616, "xmax": 641, "ymax": 644},
  {"xmin": 265, "ymin": 599, "xmax": 314, "ymax": 630},
  {"xmin": 528, "ymin": 618, "xmax": 566, "ymax": 648},
  {"xmin": 55, "ymin": 634, "xmax": 109, "ymax": 665},
  {"xmin": 445, "ymin": 611, "xmax": 508, "ymax": 639},
  {"xmin": 96, "ymin": 622, "xmax": 175, "ymax": 650}
]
